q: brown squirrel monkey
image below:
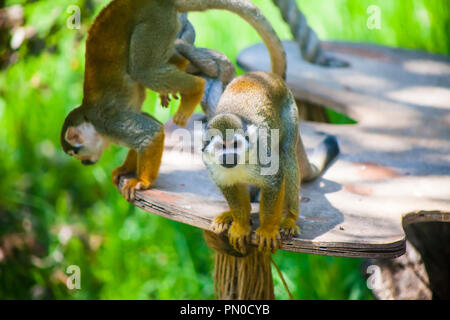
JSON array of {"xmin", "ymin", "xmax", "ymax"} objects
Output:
[
  {"xmin": 202, "ymin": 72, "xmax": 339, "ymax": 254},
  {"xmin": 60, "ymin": 0, "xmax": 286, "ymax": 201}
]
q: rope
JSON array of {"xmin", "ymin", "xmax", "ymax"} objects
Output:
[
  {"xmin": 272, "ymin": 0, "xmax": 348, "ymax": 67},
  {"xmin": 204, "ymin": 231, "xmax": 275, "ymax": 300},
  {"xmin": 271, "ymin": 256, "xmax": 294, "ymax": 300}
]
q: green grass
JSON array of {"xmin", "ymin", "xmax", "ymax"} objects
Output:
[{"xmin": 0, "ymin": 0, "xmax": 448, "ymax": 299}]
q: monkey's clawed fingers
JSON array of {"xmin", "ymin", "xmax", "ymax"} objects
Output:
[
  {"xmin": 160, "ymin": 95, "xmax": 171, "ymax": 108},
  {"xmin": 280, "ymin": 226, "xmax": 300, "ymax": 240},
  {"xmin": 112, "ymin": 168, "xmax": 133, "ymax": 188},
  {"xmin": 120, "ymin": 178, "xmax": 151, "ymax": 202},
  {"xmin": 211, "ymin": 211, "xmax": 233, "ymax": 234},
  {"xmin": 211, "ymin": 221, "xmax": 231, "ymax": 234},
  {"xmin": 160, "ymin": 94, "xmax": 180, "ymax": 108},
  {"xmin": 255, "ymin": 227, "xmax": 281, "ymax": 254},
  {"xmin": 227, "ymin": 222, "xmax": 251, "ymax": 255},
  {"xmin": 280, "ymin": 219, "xmax": 300, "ymax": 240}
]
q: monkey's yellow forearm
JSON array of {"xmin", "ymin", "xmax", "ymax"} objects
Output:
[
  {"xmin": 120, "ymin": 131, "xmax": 165, "ymax": 202},
  {"xmin": 256, "ymin": 179, "xmax": 285, "ymax": 253},
  {"xmin": 137, "ymin": 131, "xmax": 165, "ymax": 186},
  {"xmin": 112, "ymin": 149, "xmax": 138, "ymax": 186},
  {"xmin": 213, "ymin": 184, "xmax": 252, "ymax": 254}
]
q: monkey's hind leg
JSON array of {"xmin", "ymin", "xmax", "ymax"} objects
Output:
[
  {"xmin": 172, "ymin": 73, "xmax": 205, "ymax": 127},
  {"xmin": 129, "ymin": 23, "xmax": 205, "ymax": 127},
  {"xmin": 135, "ymin": 64, "xmax": 205, "ymax": 127},
  {"xmin": 256, "ymin": 180, "xmax": 286, "ymax": 254},
  {"xmin": 168, "ymin": 52, "xmax": 190, "ymax": 71},
  {"xmin": 121, "ymin": 130, "xmax": 165, "ymax": 202},
  {"xmin": 213, "ymin": 184, "xmax": 252, "ymax": 254},
  {"xmin": 112, "ymin": 149, "xmax": 138, "ymax": 187}
]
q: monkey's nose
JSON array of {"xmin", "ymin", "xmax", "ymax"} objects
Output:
[{"xmin": 221, "ymin": 153, "xmax": 238, "ymax": 168}]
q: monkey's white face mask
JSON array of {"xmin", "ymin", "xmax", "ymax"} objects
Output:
[
  {"xmin": 202, "ymin": 125, "xmax": 260, "ymax": 168},
  {"xmin": 64, "ymin": 122, "xmax": 110, "ymax": 165},
  {"xmin": 202, "ymin": 125, "xmax": 263, "ymax": 186},
  {"xmin": 202, "ymin": 134, "xmax": 248, "ymax": 168},
  {"xmin": 202, "ymin": 124, "xmax": 281, "ymax": 181}
]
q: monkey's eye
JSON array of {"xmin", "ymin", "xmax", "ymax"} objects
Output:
[
  {"xmin": 72, "ymin": 145, "xmax": 82, "ymax": 155},
  {"xmin": 202, "ymin": 139, "xmax": 211, "ymax": 152}
]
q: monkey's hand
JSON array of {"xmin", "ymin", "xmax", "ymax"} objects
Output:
[
  {"xmin": 112, "ymin": 150, "xmax": 138, "ymax": 188},
  {"xmin": 211, "ymin": 211, "xmax": 233, "ymax": 234},
  {"xmin": 112, "ymin": 167, "xmax": 135, "ymax": 188},
  {"xmin": 280, "ymin": 218, "xmax": 300, "ymax": 240},
  {"xmin": 120, "ymin": 178, "xmax": 153, "ymax": 202},
  {"xmin": 255, "ymin": 226, "xmax": 281, "ymax": 254},
  {"xmin": 228, "ymin": 221, "xmax": 251, "ymax": 255}
]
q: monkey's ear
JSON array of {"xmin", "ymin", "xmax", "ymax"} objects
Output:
[{"xmin": 65, "ymin": 126, "xmax": 84, "ymax": 145}]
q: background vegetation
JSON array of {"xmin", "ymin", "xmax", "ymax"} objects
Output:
[{"xmin": 0, "ymin": 0, "xmax": 448, "ymax": 299}]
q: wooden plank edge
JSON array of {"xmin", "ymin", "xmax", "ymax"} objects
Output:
[
  {"xmin": 133, "ymin": 190, "xmax": 406, "ymax": 259},
  {"xmin": 402, "ymin": 210, "xmax": 450, "ymax": 227}
]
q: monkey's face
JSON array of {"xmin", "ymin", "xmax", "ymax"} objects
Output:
[
  {"xmin": 63, "ymin": 122, "xmax": 110, "ymax": 165},
  {"xmin": 202, "ymin": 114, "xmax": 262, "ymax": 185},
  {"xmin": 61, "ymin": 109, "xmax": 110, "ymax": 166},
  {"xmin": 202, "ymin": 124, "xmax": 262, "ymax": 186},
  {"xmin": 202, "ymin": 131, "xmax": 250, "ymax": 169}
]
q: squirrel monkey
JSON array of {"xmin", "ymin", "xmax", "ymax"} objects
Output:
[
  {"xmin": 60, "ymin": 0, "xmax": 286, "ymax": 201},
  {"xmin": 202, "ymin": 71, "xmax": 339, "ymax": 254}
]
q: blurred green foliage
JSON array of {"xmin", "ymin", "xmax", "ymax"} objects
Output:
[{"xmin": 0, "ymin": 0, "xmax": 448, "ymax": 299}]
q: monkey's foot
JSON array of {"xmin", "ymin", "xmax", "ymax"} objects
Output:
[
  {"xmin": 280, "ymin": 219, "xmax": 300, "ymax": 240},
  {"xmin": 211, "ymin": 211, "xmax": 233, "ymax": 234},
  {"xmin": 120, "ymin": 178, "xmax": 152, "ymax": 202},
  {"xmin": 228, "ymin": 222, "xmax": 251, "ymax": 255},
  {"xmin": 173, "ymin": 110, "xmax": 191, "ymax": 127},
  {"xmin": 255, "ymin": 227, "xmax": 281, "ymax": 254}
]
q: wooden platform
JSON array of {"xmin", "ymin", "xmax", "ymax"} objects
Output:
[{"xmin": 123, "ymin": 42, "xmax": 450, "ymax": 259}]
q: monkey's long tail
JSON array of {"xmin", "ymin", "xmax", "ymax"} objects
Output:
[
  {"xmin": 298, "ymin": 135, "xmax": 340, "ymax": 182},
  {"xmin": 176, "ymin": 0, "xmax": 287, "ymax": 79}
]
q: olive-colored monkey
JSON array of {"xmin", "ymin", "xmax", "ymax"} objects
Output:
[{"xmin": 60, "ymin": 0, "xmax": 286, "ymax": 201}]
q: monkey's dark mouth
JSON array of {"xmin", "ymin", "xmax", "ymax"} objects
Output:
[
  {"xmin": 221, "ymin": 153, "xmax": 239, "ymax": 169},
  {"xmin": 82, "ymin": 160, "xmax": 96, "ymax": 166}
]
